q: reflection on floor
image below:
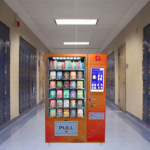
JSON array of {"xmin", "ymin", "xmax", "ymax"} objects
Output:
[{"xmin": 0, "ymin": 101, "xmax": 150, "ymax": 150}]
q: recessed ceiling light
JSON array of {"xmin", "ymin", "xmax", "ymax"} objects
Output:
[
  {"xmin": 55, "ymin": 19, "xmax": 98, "ymax": 25},
  {"xmin": 64, "ymin": 42, "xmax": 89, "ymax": 45}
]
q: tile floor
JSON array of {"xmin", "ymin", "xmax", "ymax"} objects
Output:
[{"xmin": 0, "ymin": 101, "xmax": 150, "ymax": 150}]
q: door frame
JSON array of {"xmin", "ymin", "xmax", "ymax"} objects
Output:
[{"xmin": 118, "ymin": 43, "xmax": 126, "ymax": 112}]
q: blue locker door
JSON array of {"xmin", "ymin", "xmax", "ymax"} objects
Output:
[
  {"xmin": 4, "ymin": 80, "xmax": 10, "ymax": 101},
  {"xmin": 19, "ymin": 98, "xmax": 23, "ymax": 114},
  {"xmin": 0, "ymin": 80, "xmax": 5, "ymax": 102},
  {"xmin": 0, "ymin": 101, "xmax": 5, "ymax": 125},
  {"xmin": 0, "ymin": 36, "xmax": 4, "ymax": 58},
  {"xmin": 4, "ymin": 59, "xmax": 10, "ymax": 80},
  {"xmin": 4, "ymin": 100, "xmax": 10, "ymax": 123},
  {"xmin": 0, "ymin": 58, "xmax": 5, "ymax": 80},
  {"xmin": 4, "ymin": 40, "xmax": 10, "ymax": 60}
]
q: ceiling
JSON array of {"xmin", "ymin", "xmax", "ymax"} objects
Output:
[{"xmin": 4, "ymin": 0, "xmax": 149, "ymax": 53}]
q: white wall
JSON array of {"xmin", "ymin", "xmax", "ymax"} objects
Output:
[
  {"xmin": 0, "ymin": 0, "xmax": 50, "ymax": 120},
  {"xmin": 102, "ymin": 2, "xmax": 150, "ymax": 120}
]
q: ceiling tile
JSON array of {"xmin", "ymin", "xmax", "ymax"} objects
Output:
[
  {"xmin": 48, "ymin": 2, "xmax": 76, "ymax": 11},
  {"xmin": 21, "ymin": 3, "xmax": 50, "ymax": 11},
  {"xmin": 77, "ymin": 2, "xmax": 106, "ymax": 11},
  {"xmin": 32, "ymin": 18, "xmax": 55, "ymax": 24},
  {"xmin": 76, "ymin": 11, "xmax": 102, "ymax": 19},
  {"xmin": 18, "ymin": 0, "xmax": 47, "ymax": 3},
  {"xmin": 106, "ymin": 0, "xmax": 135, "ymax": 2},
  {"xmin": 103, "ymin": 2, "xmax": 133, "ymax": 11},
  {"xmin": 36, "ymin": 24, "xmax": 58, "ymax": 30},
  {"xmin": 100, "ymin": 11, "xmax": 126, "ymax": 19},
  {"xmin": 51, "ymin": 11, "xmax": 76, "ymax": 19},
  {"xmin": 97, "ymin": 18, "xmax": 121, "ymax": 25},
  {"xmin": 27, "ymin": 11, "xmax": 53, "ymax": 18}
]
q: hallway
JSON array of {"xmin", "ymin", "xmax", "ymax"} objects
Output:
[{"xmin": 0, "ymin": 101, "xmax": 150, "ymax": 150}]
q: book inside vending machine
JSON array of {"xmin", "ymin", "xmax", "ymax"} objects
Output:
[{"xmin": 44, "ymin": 54, "xmax": 107, "ymax": 144}]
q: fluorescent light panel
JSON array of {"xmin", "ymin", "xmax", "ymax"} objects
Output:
[
  {"xmin": 55, "ymin": 19, "xmax": 97, "ymax": 25},
  {"xmin": 64, "ymin": 42, "xmax": 89, "ymax": 45}
]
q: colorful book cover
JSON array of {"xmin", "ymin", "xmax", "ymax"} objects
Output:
[
  {"xmin": 77, "ymin": 71, "xmax": 83, "ymax": 79},
  {"xmin": 71, "ymin": 100, "xmax": 76, "ymax": 107},
  {"xmin": 62, "ymin": 62, "xmax": 64, "ymax": 69},
  {"xmin": 57, "ymin": 90, "xmax": 62, "ymax": 98},
  {"xmin": 71, "ymin": 109, "xmax": 76, "ymax": 117},
  {"xmin": 77, "ymin": 109, "xmax": 83, "ymax": 117},
  {"xmin": 50, "ymin": 109, "xmax": 56, "ymax": 117},
  {"xmin": 50, "ymin": 100, "xmax": 56, "ymax": 107},
  {"xmin": 50, "ymin": 71, "xmax": 56, "ymax": 79},
  {"xmin": 50, "ymin": 81, "xmax": 56, "ymax": 88},
  {"xmin": 57, "ymin": 62, "xmax": 62, "ymax": 69},
  {"xmin": 70, "ymin": 81, "xmax": 76, "ymax": 88},
  {"xmin": 77, "ymin": 100, "xmax": 83, "ymax": 107},
  {"xmin": 63, "ymin": 90, "xmax": 69, "ymax": 98},
  {"xmin": 57, "ymin": 109, "xmax": 62, "ymax": 117},
  {"xmin": 64, "ymin": 109, "xmax": 69, "ymax": 117},
  {"xmin": 77, "ymin": 81, "xmax": 83, "ymax": 88},
  {"xmin": 64, "ymin": 100, "xmax": 69, "ymax": 108},
  {"xmin": 57, "ymin": 71, "xmax": 63, "ymax": 79},
  {"xmin": 57, "ymin": 100, "xmax": 62, "ymax": 107},
  {"xmin": 50, "ymin": 90, "xmax": 56, "ymax": 98},
  {"xmin": 64, "ymin": 81, "xmax": 69, "ymax": 88},
  {"xmin": 70, "ymin": 71, "xmax": 76, "ymax": 79},
  {"xmin": 70, "ymin": 90, "xmax": 76, "ymax": 98},
  {"xmin": 77, "ymin": 90, "xmax": 83, "ymax": 98},
  {"xmin": 57, "ymin": 81, "xmax": 62, "ymax": 88},
  {"xmin": 64, "ymin": 71, "xmax": 69, "ymax": 79}
]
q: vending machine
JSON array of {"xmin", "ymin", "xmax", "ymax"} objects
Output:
[{"xmin": 44, "ymin": 54, "xmax": 107, "ymax": 144}]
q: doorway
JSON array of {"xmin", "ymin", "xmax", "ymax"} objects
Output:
[
  {"xmin": 39, "ymin": 52, "xmax": 44, "ymax": 103},
  {"xmin": 118, "ymin": 44, "xmax": 126, "ymax": 112}
]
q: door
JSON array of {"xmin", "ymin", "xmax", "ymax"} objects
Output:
[
  {"xmin": 118, "ymin": 44, "xmax": 126, "ymax": 112},
  {"xmin": 39, "ymin": 52, "xmax": 44, "ymax": 103}
]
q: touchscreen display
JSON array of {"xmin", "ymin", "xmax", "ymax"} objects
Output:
[{"xmin": 91, "ymin": 68, "xmax": 104, "ymax": 92}]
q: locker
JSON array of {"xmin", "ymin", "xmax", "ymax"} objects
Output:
[
  {"xmin": 143, "ymin": 60, "xmax": 150, "ymax": 80},
  {"xmin": 0, "ymin": 59, "xmax": 10, "ymax": 80},
  {"xmin": 0, "ymin": 80, "xmax": 5, "ymax": 101},
  {"xmin": 4, "ymin": 80, "xmax": 10, "ymax": 101},
  {"xmin": 143, "ymin": 40, "xmax": 150, "ymax": 60},
  {"xmin": 0, "ymin": 101, "xmax": 5, "ymax": 125},
  {"xmin": 4, "ymin": 40, "xmax": 10, "ymax": 60},
  {"xmin": 19, "ymin": 99, "xmax": 23, "ymax": 114},
  {"xmin": 0, "ymin": 58, "xmax": 4, "ymax": 79},
  {"xmin": 19, "ymin": 47, "xmax": 23, "ymax": 63},
  {"xmin": 4, "ymin": 100, "xmax": 10, "ymax": 122},
  {"xmin": 143, "ymin": 81, "xmax": 150, "ymax": 101},
  {"xmin": 0, "ymin": 36, "xmax": 4, "ymax": 58},
  {"xmin": 4, "ymin": 59, "xmax": 10, "ymax": 80},
  {"xmin": 143, "ymin": 104, "xmax": 149, "ymax": 122}
]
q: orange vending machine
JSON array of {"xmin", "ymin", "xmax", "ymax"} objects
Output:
[{"xmin": 44, "ymin": 54, "xmax": 107, "ymax": 144}]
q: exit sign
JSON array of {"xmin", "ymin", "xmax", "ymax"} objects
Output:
[{"xmin": 95, "ymin": 55, "xmax": 101, "ymax": 61}]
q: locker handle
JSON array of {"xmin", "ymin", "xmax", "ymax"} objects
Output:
[
  {"xmin": 5, "ymin": 66, "xmax": 7, "ymax": 73},
  {"xmin": 5, "ymin": 87, "xmax": 7, "ymax": 94},
  {"xmin": 5, "ymin": 107, "xmax": 7, "ymax": 115},
  {"xmin": 5, "ymin": 45, "xmax": 7, "ymax": 53}
]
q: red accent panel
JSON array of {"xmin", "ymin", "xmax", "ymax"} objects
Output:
[
  {"xmin": 87, "ymin": 111, "xmax": 105, "ymax": 142},
  {"xmin": 95, "ymin": 55, "xmax": 101, "ymax": 61}
]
